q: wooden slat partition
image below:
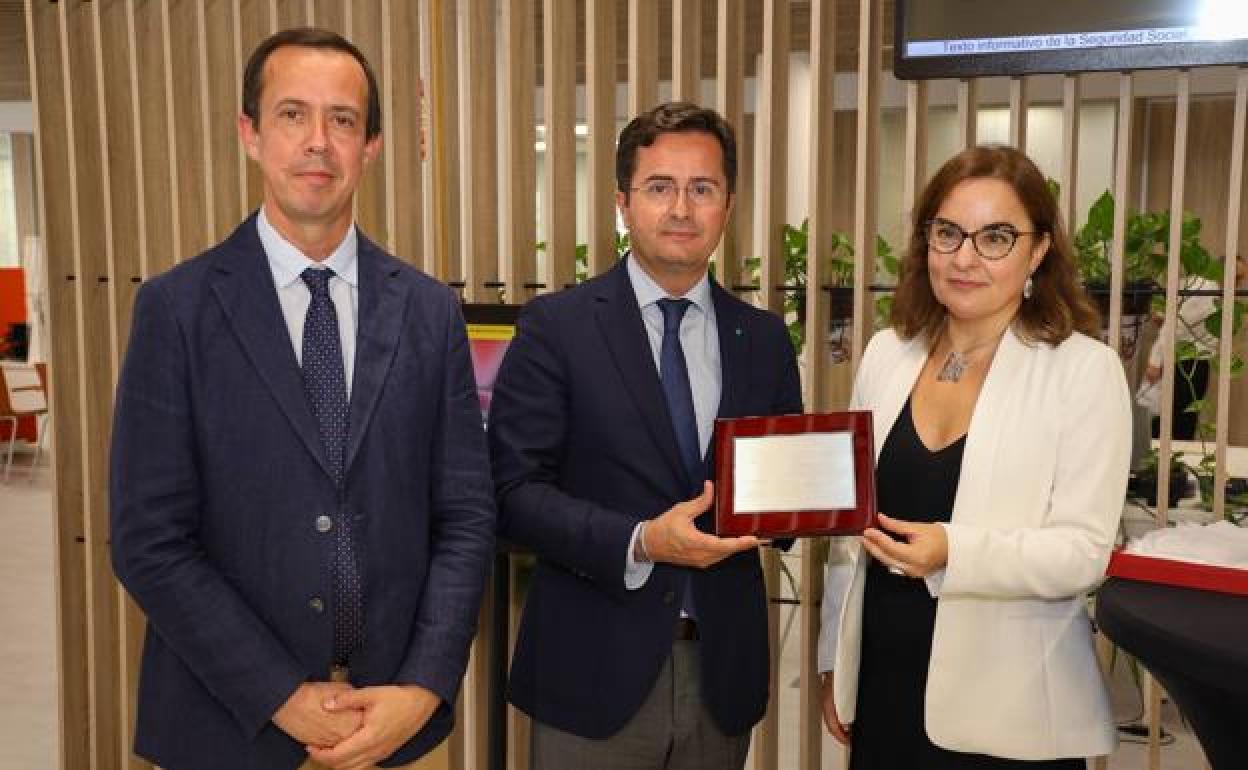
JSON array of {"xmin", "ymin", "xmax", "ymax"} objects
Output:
[
  {"xmin": 459, "ymin": 0, "xmax": 498, "ymax": 301},
  {"xmin": 1107, "ymin": 72, "xmax": 1134, "ymax": 358},
  {"xmin": 503, "ymin": 0, "xmax": 538, "ymax": 299},
  {"xmin": 627, "ymin": 0, "xmax": 658, "ymax": 115},
  {"xmin": 671, "ymin": 0, "xmax": 701, "ymax": 103},
  {"xmin": 585, "ymin": 0, "xmax": 616, "ymax": 278},
  {"xmin": 752, "ymin": 6, "xmax": 788, "ymax": 769},
  {"xmin": 903, "ymin": 79, "xmax": 927, "ymax": 245},
  {"xmin": 542, "ymin": 0, "xmax": 576, "ymax": 291},
  {"xmin": 850, "ymin": 0, "xmax": 881, "ymax": 369},
  {"xmin": 956, "ymin": 77, "xmax": 977, "ymax": 149},
  {"xmin": 714, "ymin": 0, "xmax": 744, "ymax": 289},
  {"xmin": 27, "ymin": 1, "xmax": 90, "ymax": 767},
  {"xmin": 1214, "ymin": 69, "xmax": 1248, "ymax": 518},
  {"xmin": 1008, "ymin": 75, "xmax": 1028, "ymax": 149},
  {"xmin": 799, "ymin": 3, "xmax": 838, "ymax": 766},
  {"xmin": 1059, "ymin": 73, "xmax": 1081, "ymax": 236}
]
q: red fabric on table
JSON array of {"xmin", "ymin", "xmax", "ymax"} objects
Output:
[{"xmin": 1107, "ymin": 548, "xmax": 1248, "ymax": 597}]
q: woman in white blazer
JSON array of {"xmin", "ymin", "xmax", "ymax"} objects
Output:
[{"xmin": 817, "ymin": 145, "xmax": 1131, "ymax": 768}]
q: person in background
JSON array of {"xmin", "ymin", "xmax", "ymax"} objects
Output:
[
  {"xmin": 818, "ymin": 144, "xmax": 1131, "ymax": 768},
  {"xmin": 110, "ymin": 27, "xmax": 494, "ymax": 770}
]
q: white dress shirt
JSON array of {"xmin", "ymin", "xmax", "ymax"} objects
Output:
[
  {"xmin": 257, "ymin": 207, "xmax": 359, "ymax": 396},
  {"xmin": 623, "ymin": 255, "xmax": 722, "ymax": 588}
]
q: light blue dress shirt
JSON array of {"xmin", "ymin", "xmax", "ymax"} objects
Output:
[
  {"xmin": 624, "ymin": 255, "xmax": 722, "ymax": 589},
  {"xmin": 257, "ymin": 207, "xmax": 359, "ymax": 396}
]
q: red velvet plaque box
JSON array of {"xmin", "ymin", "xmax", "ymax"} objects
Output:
[
  {"xmin": 713, "ymin": 411, "xmax": 876, "ymax": 537},
  {"xmin": 1107, "ymin": 549, "xmax": 1248, "ymax": 597}
]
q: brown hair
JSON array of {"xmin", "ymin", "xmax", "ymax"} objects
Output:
[
  {"xmin": 616, "ymin": 102, "xmax": 737, "ymax": 195},
  {"xmin": 891, "ymin": 144, "xmax": 1099, "ymax": 345},
  {"xmin": 243, "ymin": 27, "xmax": 382, "ymax": 140}
]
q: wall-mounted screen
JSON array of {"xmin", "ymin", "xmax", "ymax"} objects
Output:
[{"xmin": 895, "ymin": 0, "xmax": 1248, "ymax": 79}]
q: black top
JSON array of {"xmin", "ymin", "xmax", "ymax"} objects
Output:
[{"xmin": 850, "ymin": 399, "xmax": 1081, "ymax": 769}]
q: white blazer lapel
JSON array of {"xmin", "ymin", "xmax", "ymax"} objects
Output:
[{"xmin": 952, "ymin": 327, "xmax": 1031, "ymax": 526}]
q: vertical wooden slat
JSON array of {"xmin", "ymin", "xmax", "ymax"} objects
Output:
[
  {"xmin": 1214, "ymin": 68, "xmax": 1248, "ymax": 518},
  {"xmin": 159, "ymin": 0, "xmax": 183, "ymax": 265},
  {"xmin": 902, "ymin": 80, "xmax": 927, "ymax": 245},
  {"xmin": 203, "ymin": 0, "xmax": 239, "ymax": 243},
  {"xmin": 69, "ymin": 2, "xmax": 124, "ymax": 765},
  {"xmin": 715, "ymin": 0, "xmax": 744, "ymax": 289},
  {"xmin": 1008, "ymin": 75, "xmax": 1028, "ymax": 150},
  {"xmin": 1060, "ymin": 73, "xmax": 1081, "ymax": 235},
  {"xmin": 238, "ymin": 0, "xmax": 275, "ymax": 216},
  {"xmin": 458, "ymin": 0, "xmax": 498, "ymax": 302},
  {"xmin": 1107, "ymin": 73, "xmax": 1134, "ymax": 358},
  {"xmin": 956, "ymin": 77, "xmax": 977, "ymax": 150},
  {"xmin": 231, "ymin": 0, "xmax": 247, "ymax": 221},
  {"xmin": 385, "ymin": 0, "xmax": 424, "ymax": 263},
  {"xmin": 167, "ymin": 0, "xmax": 210, "ymax": 258},
  {"xmin": 98, "ymin": 5, "xmax": 147, "ymax": 765},
  {"xmin": 754, "ymin": 8, "xmax": 789, "ymax": 764},
  {"xmin": 755, "ymin": 0, "xmax": 789, "ymax": 316},
  {"xmin": 349, "ymin": 0, "xmax": 387, "ymax": 246},
  {"xmin": 313, "ymin": 0, "xmax": 347, "ymax": 33},
  {"xmin": 459, "ymin": 0, "xmax": 498, "ymax": 757},
  {"xmin": 11, "ymin": 133, "xmax": 38, "ymax": 245},
  {"xmin": 542, "ymin": 0, "xmax": 576, "ymax": 291},
  {"xmin": 502, "ymin": 0, "xmax": 537, "ymax": 299},
  {"xmin": 26, "ymin": 1, "xmax": 91, "ymax": 767},
  {"xmin": 800, "ymin": 4, "xmax": 837, "ymax": 766},
  {"xmin": 194, "ymin": 1, "xmax": 217, "ymax": 243},
  {"xmin": 275, "ymin": 0, "xmax": 308, "ymax": 29},
  {"xmin": 850, "ymin": 0, "xmax": 881, "ymax": 370},
  {"xmin": 1156, "ymin": 70, "xmax": 1190, "ymax": 529},
  {"xmin": 426, "ymin": 0, "xmax": 460, "ymax": 282},
  {"xmin": 585, "ymin": 0, "xmax": 616, "ymax": 279},
  {"xmin": 671, "ymin": 0, "xmax": 701, "ymax": 103},
  {"xmin": 132, "ymin": 0, "xmax": 176, "ymax": 277},
  {"xmin": 628, "ymin": 0, "xmax": 658, "ymax": 115}
]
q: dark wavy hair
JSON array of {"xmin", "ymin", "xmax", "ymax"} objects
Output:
[
  {"xmin": 242, "ymin": 27, "xmax": 382, "ymax": 140},
  {"xmin": 892, "ymin": 144, "xmax": 1099, "ymax": 345},
  {"xmin": 616, "ymin": 102, "xmax": 737, "ymax": 195}
]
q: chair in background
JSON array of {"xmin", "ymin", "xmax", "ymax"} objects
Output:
[{"xmin": 0, "ymin": 362, "xmax": 48, "ymax": 482}]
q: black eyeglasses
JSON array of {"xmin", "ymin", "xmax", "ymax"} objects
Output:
[{"xmin": 924, "ymin": 217, "xmax": 1043, "ymax": 260}]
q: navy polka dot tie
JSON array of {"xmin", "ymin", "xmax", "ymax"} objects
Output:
[
  {"xmin": 658, "ymin": 298, "xmax": 702, "ymax": 618},
  {"xmin": 300, "ymin": 267, "xmax": 362, "ymax": 665}
]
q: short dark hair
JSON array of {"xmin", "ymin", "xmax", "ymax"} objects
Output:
[
  {"xmin": 892, "ymin": 144, "xmax": 1100, "ymax": 346},
  {"xmin": 616, "ymin": 102, "xmax": 737, "ymax": 195},
  {"xmin": 242, "ymin": 27, "xmax": 382, "ymax": 140}
]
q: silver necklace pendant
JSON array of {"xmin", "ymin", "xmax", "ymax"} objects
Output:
[{"xmin": 936, "ymin": 350, "xmax": 968, "ymax": 382}]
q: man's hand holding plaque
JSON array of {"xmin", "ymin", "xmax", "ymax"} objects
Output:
[
  {"xmin": 639, "ymin": 481, "xmax": 768, "ymax": 568},
  {"xmin": 713, "ymin": 412, "xmax": 877, "ymax": 538}
]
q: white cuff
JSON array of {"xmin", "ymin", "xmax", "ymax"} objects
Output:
[{"xmin": 625, "ymin": 522, "xmax": 655, "ymax": 590}]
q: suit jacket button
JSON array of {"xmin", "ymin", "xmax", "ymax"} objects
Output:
[
  {"xmin": 662, "ymin": 590, "xmax": 676, "ymax": 605},
  {"xmin": 315, "ymin": 515, "xmax": 333, "ymax": 533},
  {"xmin": 309, "ymin": 597, "xmax": 325, "ymax": 613}
]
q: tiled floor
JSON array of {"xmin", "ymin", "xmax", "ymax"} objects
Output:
[{"xmin": 0, "ymin": 459, "xmax": 1209, "ymax": 769}]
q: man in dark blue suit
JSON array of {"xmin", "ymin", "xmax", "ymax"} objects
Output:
[
  {"xmin": 110, "ymin": 28, "xmax": 494, "ymax": 770},
  {"xmin": 488, "ymin": 103, "xmax": 803, "ymax": 769}
]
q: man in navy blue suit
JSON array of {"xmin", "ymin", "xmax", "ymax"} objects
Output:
[
  {"xmin": 488, "ymin": 103, "xmax": 803, "ymax": 769},
  {"xmin": 110, "ymin": 28, "xmax": 494, "ymax": 770}
]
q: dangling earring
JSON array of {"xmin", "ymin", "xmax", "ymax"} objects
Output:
[{"xmin": 1023, "ymin": 275, "xmax": 1034, "ymax": 300}]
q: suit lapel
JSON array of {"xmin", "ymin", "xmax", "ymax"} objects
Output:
[
  {"xmin": 343, "ymin": 237, "xmax": 404, "ymax": 477},
  {"xmin": 594, "ymin": 262, "xmax": 688, "ymax": 491},
  {"xmin": 710, "ymin": 281, "xmax": 750, "ymax": 421},
  {"xmin": 208, "ymin": 216, "xmax": 333, "ymax": 480}
]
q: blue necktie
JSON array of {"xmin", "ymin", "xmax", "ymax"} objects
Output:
[
  {"xmin": 658, "ymin": 298, "xmax": 702, "ymax": 619},
  {"xmin": 300, "ymin": 268, "xmax": 362, "ymax": 665},
  {"xmin": 657, "ymin": 298, "xmax": 704, "ymax": 490}
]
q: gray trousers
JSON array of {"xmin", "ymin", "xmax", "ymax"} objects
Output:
[{"xmin": 530, "ymin": 640, "xmax": 751, "ymax": 770}]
